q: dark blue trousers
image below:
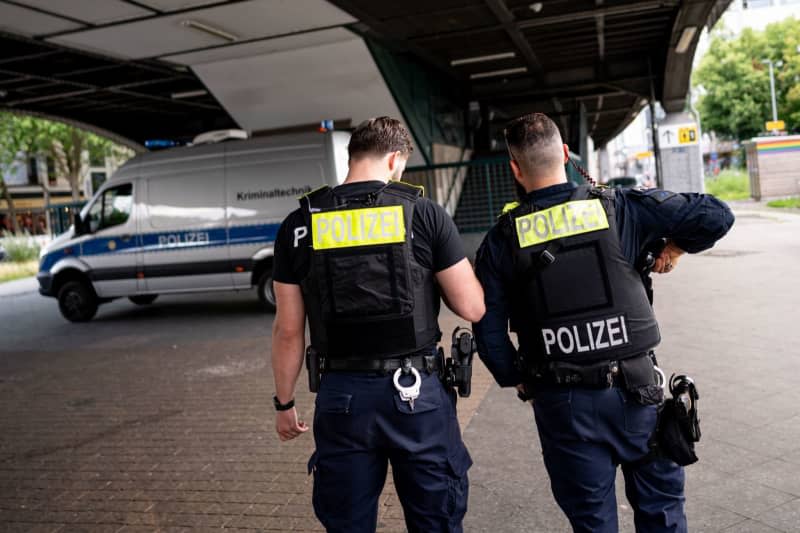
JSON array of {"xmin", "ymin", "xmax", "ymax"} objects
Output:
[
  {"xmin": 533, "ymin": 386, "xmax": 686, "ymax": 533},
  {"xmin": 308, "ymin": 371, "xmax": 472, "ymax": 533}
]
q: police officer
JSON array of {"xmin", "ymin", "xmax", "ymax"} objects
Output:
[
  {"xmin": 473, "ymin": 113, "xmax": 734, "ymax": 533},
  {"xmin": 271, "ymin": 117, "xmax": 485, "ymax": 532}
]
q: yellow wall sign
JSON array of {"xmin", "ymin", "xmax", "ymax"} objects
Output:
[
  {"xmin": 312, "ymin": 205, "xmax": 405, "ymax": 250},
  {"xmin": 678, "ymin": 126, "xmax": 698, "ymax": 144},
  {"xmin": 515, "ymin": 199, "xmax": 609, "ymax": 248},
  {"xmin": 766, "ymin": 120, "xmax": 785, "ymax": 131}
]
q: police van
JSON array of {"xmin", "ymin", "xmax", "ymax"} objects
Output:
[{"xmin": 37, "ymin": 130, "xmax": 350, "ymax": 322}]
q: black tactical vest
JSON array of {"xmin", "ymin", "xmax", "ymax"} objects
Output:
[
  {"xmin": 299, "ymin": 181, "xmax": 440, "ymax": 359},
  {"xmin": 503, "ymin": 185, "xmax": 660, "ymax": 364}
]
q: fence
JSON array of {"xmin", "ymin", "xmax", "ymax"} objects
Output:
[{"xmin": 405, "ymin": 155, "xmax": 586, "ymax": 234}]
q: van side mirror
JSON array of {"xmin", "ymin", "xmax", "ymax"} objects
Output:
[{"xmin": 74, "ymin": 213, "xmax": 85, "ymax": 235}]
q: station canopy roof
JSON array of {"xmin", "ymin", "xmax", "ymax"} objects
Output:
[{"xmin": 0, "ymin": 0, "xmax": 730, "ymax": 149}]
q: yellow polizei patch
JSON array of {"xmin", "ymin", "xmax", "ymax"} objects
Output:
[
  {"xmin": 515, "ymin": 199, "xmax": 609, "ymax": 248},
  {"xmin": 312, "ymin": 205, "xmax": 405, "ymax": 250}
]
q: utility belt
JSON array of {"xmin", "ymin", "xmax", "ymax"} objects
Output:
[
  {"xmin": 306, "ymin": 327, "xmax": 477, "ymax": 403},
  {"xmin": 323, "ymin": 351, "xmax": 442, "ymax": 375},
  {"xmin": 517, "ymin": 351, "xmax": 666, "ymax": 406},
  {"xmin": 518, "ymin": 350, "xmax": 702, "ymax": 467}
]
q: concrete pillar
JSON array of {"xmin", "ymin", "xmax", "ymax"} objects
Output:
[{"xmin": 597, "ymin": 146, "xmax": 611, "ymax": 183}]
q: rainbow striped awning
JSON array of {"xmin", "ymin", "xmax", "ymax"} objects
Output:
[{"xmin": 756, "ymin": 137, "xmax": 800, "ymax": 155}]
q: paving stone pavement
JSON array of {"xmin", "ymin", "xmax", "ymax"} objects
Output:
[
  {"xmin": 0, "ymin": 278, "xmax": 492, "ymax": 532},
  {"xmin": 463, "ymin": 208, "xmax": 800, "ymax": 532},
  {"xmin": 0, "ymin": 205, "xmax": 798, "ymax": 532}
]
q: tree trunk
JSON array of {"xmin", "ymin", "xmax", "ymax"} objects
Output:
[
  {"xmin": 69, "ymin": 129, "xmax": 83, "ymax": 203},
  {"xmin": 0, "ymin": 179, "xmax": 21, "ymax": 234}
]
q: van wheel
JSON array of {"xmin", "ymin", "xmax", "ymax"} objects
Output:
[
  {"xmin": 58, "ymin": 281, "xmax": 98, "ymax": 322},
  {"xmin": 257, "ymin": 270, "xmax": 276, "ymax": 312},
  {"xmin": 129, "ymin": 295, "xmax": 158, "ymax": 305}
]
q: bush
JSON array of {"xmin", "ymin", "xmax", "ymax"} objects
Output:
[
  {"xmin": 705, "ymin": 169, "xmax": 750, "ymax": 201},
  {"xmin": 766, "ymin": 197, "xmax": 800, "ymax": 209},
  {"xmin": 0, "ymin": 234, "xmax": 41, "ymax": 262}
]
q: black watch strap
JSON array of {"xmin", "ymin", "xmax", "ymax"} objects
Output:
[{"xmin": 273, "ymin": 395, "xmax": 295, "ymax": 411}]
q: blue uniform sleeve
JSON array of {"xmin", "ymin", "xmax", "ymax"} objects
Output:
[
  {"xmin": 615, "ymin": 188, "xmax": 735, "ymax": 260},
  {"xmin": 472, "ymin": 227, "xmax": 523, "ymax": 388}
]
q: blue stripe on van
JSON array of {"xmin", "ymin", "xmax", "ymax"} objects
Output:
[
  {"xmin": 229, "ymin": 223, "xmax": 280, "ymax": 244},
  {"xmin": 39, "ymin": 223, "xmax": 281, "ymax": 273}
]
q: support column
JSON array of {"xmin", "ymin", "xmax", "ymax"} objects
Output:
[{"xmin": 656, "ymin": 112, "xmax": 704, "ymax": 193}]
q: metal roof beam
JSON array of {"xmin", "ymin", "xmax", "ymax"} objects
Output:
[
  {"xmin": 317, "ymin": 1, "xmax": 465, "ymax": 79},
  {"xmin": 483, "ymin": 0, "xmax": 543, "ymax": 81},
  {"xmin": 413, "ymin": 1, "xmax": 678, "ymax": 43},
  {"xmin": 0, "ymin": 67, "xmax": 219, "ymax": 111},
  {"xmin": 517, "ymin": 1, "xmax": 680, "ymax": 30},
  {"xmin": 482, "ymin": 0, "xmax": 566, "ymax": 131},
  {"xmin": 477, "ymin": 75, "xmax": 652, "ymax": 102}
]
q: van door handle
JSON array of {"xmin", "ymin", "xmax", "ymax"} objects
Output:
[{"xmin": 120, "ymin": 234, "xmax": 133, "ymax": 242}]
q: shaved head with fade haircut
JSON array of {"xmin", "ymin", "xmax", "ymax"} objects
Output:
[{"xmin": 504, "ymin": 113, "xmax": 568, "ymax": 183}]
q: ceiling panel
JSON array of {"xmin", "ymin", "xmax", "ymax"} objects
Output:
[
  {"xmin": 191, "ymin": 35, "xmax": 424, "ymax": 165},
  {"xmin": 48, "ymin": 0, "xmax": 356, "ymax": 60},
  {"xmin": 135, "ymin": 0, "xmax": 222, "ymax": 11},
  {"xmin": 0, "ymin": 3, "xmax": 84, "ymax": 36},
  {"xmin": 14, "ymin": 0, "xmax": 153, "ymax": 24},
  {"xmin": 164, "ymin": 27, "xmax": 356, "ymax": 65}
]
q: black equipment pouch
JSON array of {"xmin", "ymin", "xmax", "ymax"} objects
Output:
[
  {"xmin": 654, "ymin": 375, "xmax": 701, "ymax": 466},
  {"xmin": 443, "ymin": 327, "xmax": 476, "ymax": 398},
  {"xmin": 306, "ymin": 346, "xmax": 321, "ymax": 393},
  {"xmin": 619, "ymin": 354, "xmax": 664, "ymax": 406}
]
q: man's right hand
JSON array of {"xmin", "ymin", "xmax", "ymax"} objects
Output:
[
  {"xmin": 276, "ymin": 407, "xmax": 309, "ymax": 441},
  {"xmin": 653, "ymin": 240, "xmax": 685, "ymax": 274}
]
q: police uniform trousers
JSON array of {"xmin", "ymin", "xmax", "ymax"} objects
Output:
[
  {"xmin": 533, "ymin": 386, "xmax": 686, "ymax": 533},
  {"xmin": 308, "ymin": 368, "xmax": 472, "ymax": 533}
]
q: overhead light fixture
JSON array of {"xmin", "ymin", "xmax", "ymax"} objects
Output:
[
  {"xmin": 451, "ymin": 51, "xmax": 516, "ymax": 66},
  {"xmin": 470, "ymin": 67, "xmax": 528, "ymax": 80},
  {"xmin": 675, "ymin": 26, "xmax": 697, "ymax": 54},
  {"xmin": 529, "ymin": 2, "xmax": 543, "ymax": 13},
  {"xmin": 171, "ymin": 89, "xmax": 208, "ymax": 99},
  {"xmin": 181, "ymin": 20, "xmax": 238, "ymax": 42}
]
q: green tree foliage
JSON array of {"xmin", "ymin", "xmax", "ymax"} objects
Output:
[
  {"xmin": 0, "ymin": 112, "xmax": 133, "ymax": 233},
  {"xmin": 694, "ymin": 17, "xmax": 800, "ymax": 140}
]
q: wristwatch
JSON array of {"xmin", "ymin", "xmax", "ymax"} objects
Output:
[
  {"xmin": 273, "ymin": 395, "xmax": 295, "ymax": 411},
  {"xmin": 272, "ymin": 394, "xmax": 294, "ymax": 411}
]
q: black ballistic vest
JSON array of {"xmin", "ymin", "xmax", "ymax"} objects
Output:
[
  {"xmin": 503, "ymin": 185, "xmax": 660, "ymax": 364},
  {"xmin": 299, "ymin": 181, "xmax": 440, "ymax": 359}
]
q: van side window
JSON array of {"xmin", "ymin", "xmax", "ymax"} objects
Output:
[{"xmin": 87, "ymin": 183, "xmax": 133, "ymax": 233}]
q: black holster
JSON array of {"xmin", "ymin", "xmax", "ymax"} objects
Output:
[
  {"xmin": 443, "ymin": 328, "xmax": 476, "ymax": 398},
  {"xmin": 306, "ymin": 346, "xmax": 322, "ymax": 393}
]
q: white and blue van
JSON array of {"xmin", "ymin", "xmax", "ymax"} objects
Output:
[{"xmin": 37, "ymin": 131, "xmax": 350, "ymax": 322}]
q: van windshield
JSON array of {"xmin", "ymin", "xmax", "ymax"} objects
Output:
[{"xmin": 86, "ymin": 183, "xmax": 133, "ymax": 233}]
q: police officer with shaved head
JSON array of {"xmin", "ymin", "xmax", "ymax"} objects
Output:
[
  {"xmin": 473, "ymin": 112, "xmax": 734, "ymax": 533},
  {"xmin": 271, "ymin": 117, "xmax": 484, "ymax": 532}
]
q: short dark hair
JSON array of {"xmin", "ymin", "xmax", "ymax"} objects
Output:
[
  {"xmin": 504, "ymin": 113, "xmax": 563, "ymax": 175},
  {"xmin": 348, "ymin": 117, "xmax": 414, "ymax": 160}
]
